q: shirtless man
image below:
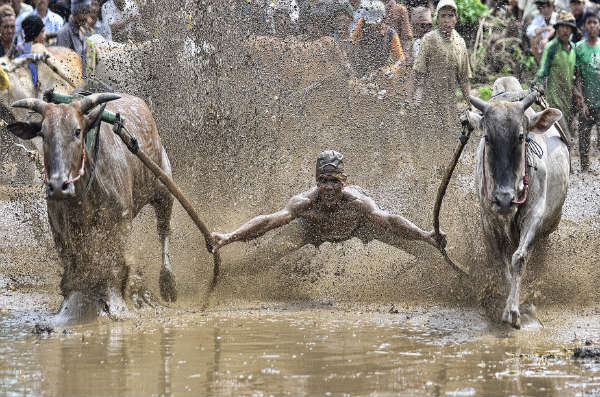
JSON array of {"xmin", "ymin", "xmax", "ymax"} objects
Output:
[{"xmin": 211, "ymin": 150, "xmax": 446, "ymax": 254}]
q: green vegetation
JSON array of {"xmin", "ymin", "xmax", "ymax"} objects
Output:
[
  {"xmin": 456, "ymin": 0, "xmax": 489, "ymax": 25},
  {"xmin": 478, "ymin": 85, "xmax": 492, "ymax": 100}
]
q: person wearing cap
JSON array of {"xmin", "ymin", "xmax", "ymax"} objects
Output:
[
  {"xmin": 410, "ymin": 6, "xmax": 432, "ymax": 59},
  {"xmin": 574, "ymin": 11, "xmax": 600, "ymax": 171},
  {"xmin": 15, "ymin": 0, "xmax": 63, "ymax": 45},
  {"xmin": 210, "ymin": 150, "xmax": 446, "ymax": 254},
  {"xmin": 536, "ymin": 10, "xmax": 577, "ymax": 140},
  {"xmin": 412, "ymin": 0, "xmax": 472, "ymax": 121},
  {"xmin": 56, "ymin": 0, "xmax": 93, "ymax": 67},
  {"xmin": 526, "ymin": 0, "xmax": 557, "ymax": 62},
  {"xmin": 350, "ymin": 0, "xmax": 406, "ymax": 76}
]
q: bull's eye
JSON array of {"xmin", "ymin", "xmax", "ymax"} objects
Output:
[
  {"xmin": 74, "ymin": 128, "xmax": 81, "ymax": 139},
  {"xmin": 484, "ymin": 135, "xmax": 489, "ymax": 144},
  {"xmin": 518, "ymin": 133, "xmax": 524, "ymax": 143}
]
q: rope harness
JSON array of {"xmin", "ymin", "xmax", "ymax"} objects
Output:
[{"xmin": 44, "ymin": 90, "xmax": 132, "ymax": 203}]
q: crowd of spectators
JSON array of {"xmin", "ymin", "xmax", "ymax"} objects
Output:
[
  {"xmin": 0, "ymin": 0, "xmax": 141, "ymax": 64},
  {"xmin": 238, "ymin": 0, "xmax": 599, "ymax": 172}
]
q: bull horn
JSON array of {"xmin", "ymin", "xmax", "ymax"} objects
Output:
[
  {"xmin": 519, "ymin": 90, "xmax": 537, "ymax": 111},
  {"xmin": 11, "ymin": 98, "xmax": 48, "ymax": 115},
  {"xmin": 78, "ymin": 93, "xmax": 121, "ymax": 114},
  {"xmin": 469, "ymin": 96, "xmax": 488, "ymax": 113}
]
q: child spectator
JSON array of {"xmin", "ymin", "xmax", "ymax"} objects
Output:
[
  {"xmin": 536, "ymin": 11, "xmax": 577, "ymax": 141},
  {"xmin": 412, "ymin": 0, "xmax": 472, "ymax": 120},
  {"xmin": 575, "ymin": 11, "xmax": 600, "ymax": 172},
  {"xmin": 527, "ymin": 0, "xmax": 557, "ymax": 62}
]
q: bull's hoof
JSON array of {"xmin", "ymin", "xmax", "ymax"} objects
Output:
[
  {"xmin": 53, "ymin": 291, "xmax": 107, "ymax": 325},
  {"xmin": 159, "ymin": 268, "xmax": 177, "ymax": 302},
  {"xmin": 502, "ymin": 307, "xmax": 521, "ymax": 329}
]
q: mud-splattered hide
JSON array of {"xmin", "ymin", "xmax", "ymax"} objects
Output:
[
  {"xmin": 468, "ymin": 76, "xmax": 569, "ymax": 329},
  {"xmin": 8, "ymin": 95, "xmax": 113, "ymax": 199},
  {"xmin": 5, "ymin": 93, "xmax": 176, "ymax": 324}
]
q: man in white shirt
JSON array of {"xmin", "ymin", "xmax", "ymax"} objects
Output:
[
  {"xmin": 11, "ymin": 0, "xmax": 32, "ymax": 18},
  {"xmin": 14, "ymin": 0, "xmax": 63, "ymax": 44},
  {"xmin": 526, "ymin": 0, "xmax": 558, "ymax": 62}
]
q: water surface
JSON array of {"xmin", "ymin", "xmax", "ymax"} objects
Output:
[{"xmin": 1, "ymin": 308, "xmax": 599, "ymax": 396}]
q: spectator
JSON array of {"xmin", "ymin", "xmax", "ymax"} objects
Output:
[
  {"xmin": 384, "ymin": 0, "xmax": 413, "ymax": 55},
  {"xmin": 15, "ymin": 0, "xmax": 63, "ymax": 45},
  {"xmin": 574, "ymin": 11, "xmax": 600, "ymax": 172},
  {"xmin": 570, "ymin": 0, "xmax": 596, "ymax": 38},
  {"xmin": 412, "ymin": 0, "xmax": 472, "ymax": 119},
  {"xmin": 52, "ymin": 0, "xmax": 71, "ymax": 21},
  {"xmin": 332, "ymin": 0, "xmax": 354, "ymax": 41},
  {"xmin": 518, "ymin": 0, "xmax": 539, "ymax": 25},
  {"xmin": 56, "ymin": 0, "xmax": 92, "ymax": 66},
  {"xmin": 101, "ymin": 0, "xmax": 139, "ymax": 41},
  {"xmin": 309, "ymin": 0, "xmax": 354, "ymax": 41},
  {"xmin": 0, "ymin": 5, "xmax": 15, "ymax": 56},
  {"xmin": 350, "ymin": 0, "xmax": 406, "ymax": 76},
  {"xmin": 526, "ymin": 0, "xmax": 557, "ymax": 62},
  {"xmin": 11, "ymin": 0, "xmax": 33, "ymax": 18},
  {"xmin": 536, "ymin": 10, "xmax": 577, "ymax": 140},
  {"xmin": 410, "ymin": 6, "xmax": 432, "ymax": 59},
  {"xmin": 91, "ymin": 0, "xmax": 111, "ymax": 40}
]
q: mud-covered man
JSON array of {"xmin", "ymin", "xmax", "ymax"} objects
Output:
[{"xmin": 211, "ymin": 150, "xmax": 446, "ymax": 253}]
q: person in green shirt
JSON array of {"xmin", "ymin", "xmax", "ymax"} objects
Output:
[
  {"xmin": 575, "ymin": 11, "xmax": 600, "ymax": 172},
  {"xmin": 536, "ymin": 10, "xmax": 578, "ymax": 143}
]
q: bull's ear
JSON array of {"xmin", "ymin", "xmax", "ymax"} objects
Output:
[
  {"xmin": 6, "ymin": 121, "xmax": 42, "ymax": 140},
  {"xmin": 83, "ymin": 104, "xmax": 106, "ymax": 132},
  {"xmin": 528, "ymin": 108, "xmax": 562, "ymax": 134},
  {"xmin": 467, "ymin": 111, "xmax": 482, "ymax": 130}
]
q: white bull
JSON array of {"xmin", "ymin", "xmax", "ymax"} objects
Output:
[{"xmin": 468, "ymin": 76, "xmax": 569, "ymax": 329}]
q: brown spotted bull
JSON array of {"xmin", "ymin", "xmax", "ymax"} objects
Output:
[
  {"xmin": 7, "ymin": 93, "xmax": 176, "ymax": 324},
  {"xmin": 468, "ymin": 77, "xmax": 569, "ymax": 329}
]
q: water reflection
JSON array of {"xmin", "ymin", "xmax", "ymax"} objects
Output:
[{"xmin": 0, "ymin": 309, "xmax": 599, "ymax": 396}]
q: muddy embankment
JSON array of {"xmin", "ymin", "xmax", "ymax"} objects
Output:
[{"xmin": 1, "ymin": 2, "xmax": 599, "ymax": 319}]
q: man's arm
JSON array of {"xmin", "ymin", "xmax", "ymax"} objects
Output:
[
  {"xmin": 354, "ymin": 193, "xmax": 447, "ymax": 249},
  {"xmin": 211, "ymin": 190, "xmax": 314, "ymax": 252}
]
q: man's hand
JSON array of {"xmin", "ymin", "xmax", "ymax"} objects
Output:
[
  {"xmin": 210, "ymin": 232, "xmax": 230, "ymax": 253},
  {"xmin": 427, "ymin": 229, "xmax": 447, "ymax": 250}
]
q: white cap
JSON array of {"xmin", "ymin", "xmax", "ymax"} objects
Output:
[{"xmin": 436, "ymin": 0, "xmax": 457, "ymax": 14}]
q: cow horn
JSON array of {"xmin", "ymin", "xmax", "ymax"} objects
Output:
[
  {"xmin": 78, "ymin": 93, "xmax": 121, "ymax": 114},
  {"xmin": 11, "ymin": 98, "xmax": 48, "ymax": 115},
  {"xmin": 519, "ymin": 91, "xmax": 537, "ymax": 111},
  {"xmin": 469, "ymin": 96, "xmax": 488, "ymax": 113}
]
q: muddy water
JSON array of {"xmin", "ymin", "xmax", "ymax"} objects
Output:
[{"xmin": 1, "ymin": 308, "xmax": 599, "ymax": 396}]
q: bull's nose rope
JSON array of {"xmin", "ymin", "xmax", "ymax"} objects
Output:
[{"xmin": 482, "ymin": 141, "xmax": 529, "ymax": 205}]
